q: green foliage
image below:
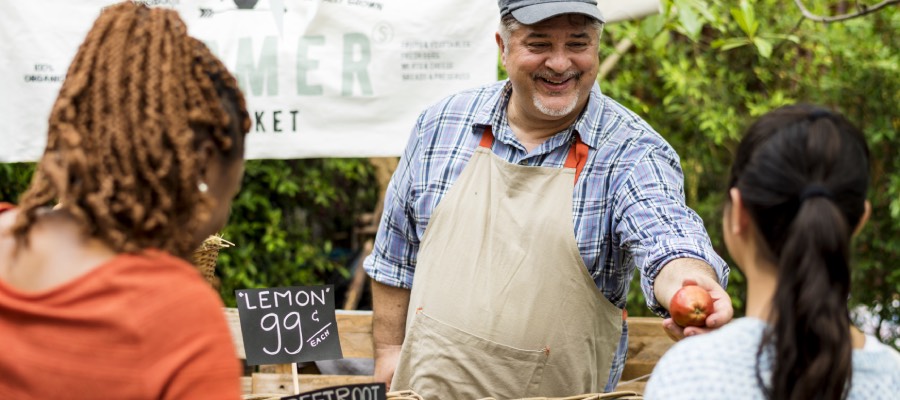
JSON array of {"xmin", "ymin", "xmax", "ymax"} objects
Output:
[
  {"xmin": 0, "ymin": 159, "xmax": 377, "ymax": 310},
  {"xmin": 0, "ymin": 163, "xmax": 34, "ymax": 203},
  {"xmin": 217, "ymin": 159, "xmax": 377, "ymax": 307},
  {"xmin": 606, "ymin": 0, "xmax": 899, "ymax": 345}
]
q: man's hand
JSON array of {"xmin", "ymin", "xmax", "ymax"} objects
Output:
[
  {"xmin": 654, "ymin": 258, "xmax": 733, "ymax": 341},
  {"xmin": 371, "ymin": 279, "xmax": 411, "ymax": 390},
  {"xmin": 661, "ymin": 278, "xmax": 733, "ymax": 340},
  {"xmin": 374, "ymin": 344, "xmax": 402, "ymax": 391}
]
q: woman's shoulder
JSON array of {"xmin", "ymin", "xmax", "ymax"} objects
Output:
[
  {"xmin": 848, "ymin": 336, "xmax": 900, "ymax": 398},
  {"xmin": 853, "ymin": 335, "xmax": 900, "ymax": 375},
  {"xmin": 662, "ymin": 317, "xmax": 766, "ymax": 359},
  {"xmin": 645, "ymin": 318, "xmax": 768, "ymax": 399}
]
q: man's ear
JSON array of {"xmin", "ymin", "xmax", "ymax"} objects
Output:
[
  {"xmin": 496, "ymin": 32, "xmax": 507, "ymax": 67},
  {"xmin": 852, "ymin": 200, "xmax": 871, "ymax": 237}
]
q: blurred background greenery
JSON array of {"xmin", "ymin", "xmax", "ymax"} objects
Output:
[
  {"xmin": 2, "ymin": 0, "xmax": 897, "ymax": 346},
  {"xmin": 596, "ymin": 1, "xmax": 899, "ymax": 348}
]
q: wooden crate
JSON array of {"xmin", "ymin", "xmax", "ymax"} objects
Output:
[{"xmin": 224, "ymin": 309, "xmax": 673, "ymax": 396}]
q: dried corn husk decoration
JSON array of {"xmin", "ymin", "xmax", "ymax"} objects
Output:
[{"xmin": 191, "ymin": 234, "xmax": 234, "ymax": 288}]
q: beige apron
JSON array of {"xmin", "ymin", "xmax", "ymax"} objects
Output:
[{"xmin": 391, "ymin": 127, "xmax": 623, "ymax": 399}]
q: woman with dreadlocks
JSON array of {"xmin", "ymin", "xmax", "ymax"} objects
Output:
[
  {"xmin": 644, "ymin": 105, "xmax": 900, "ymax": 399},
  {"xmin": 0, "ymin": 2, "xmax": 250, "ymax": 398}
]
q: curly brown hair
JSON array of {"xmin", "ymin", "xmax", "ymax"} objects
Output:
[{"xmin": 13, "ymin": 1, "xmax": 250, "ymax": 258}]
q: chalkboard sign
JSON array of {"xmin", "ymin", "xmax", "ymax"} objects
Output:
[
  {"xmin": 281, "ymin": 383, "xmax": 387, "ymax": 400},
  {"xmin": 236, "ymin": 285, "xmax": 343, "ymax": 365}
]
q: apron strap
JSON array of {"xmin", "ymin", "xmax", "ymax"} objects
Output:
[
  {"xmin": 479, "ymin": 127, "xmax": 589, "ymax": 183},
  {"xmin": 564, "ymin": 135, "xmax": 589, "ymax": 183},
  {"xmin": 479, "ymin": 126, "xmax": 495, "ymax": 149}
]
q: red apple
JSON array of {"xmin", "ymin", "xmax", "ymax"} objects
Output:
[{"xmin": 669, "ymin": 285, "xmax": 714, "ymax": 327}]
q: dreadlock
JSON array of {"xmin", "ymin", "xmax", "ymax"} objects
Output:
[{"xmin": 13, "ymin": 1, "xmax": 250, "ymax": 258}]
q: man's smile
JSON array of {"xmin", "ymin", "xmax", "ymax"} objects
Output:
[{"xmin": 534, "ymin": 71, "xmax": 580, "ymax": 93}]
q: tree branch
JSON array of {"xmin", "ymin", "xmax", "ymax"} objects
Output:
[
  {"xmin": 794, "ymin": 0, "xmax": 900, "ymax": 22},
  {"xmin": 598, "ymin": 38, "xmax": 634, "ymax": 81}
]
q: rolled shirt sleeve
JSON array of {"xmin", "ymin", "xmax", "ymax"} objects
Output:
[
  {"xmin": 613, "ymin": 144, "xmax": 729, "ymax": 316},
  {"xmin": 363, "ymin": 116, "xmax": 424, "ymax": 289}
]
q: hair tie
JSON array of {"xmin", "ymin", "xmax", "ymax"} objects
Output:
[
  {"xmin": 800, "ymin": 184, "xmax": 832, "ymax": 202},
  {"xmin": 808, "ymin": 109, "xmax": 832, "ymax": 121}
]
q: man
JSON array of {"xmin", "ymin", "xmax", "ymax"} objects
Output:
[{"xmin": 363, "ymin": 0, "xmax": 733, "ymax": 398}]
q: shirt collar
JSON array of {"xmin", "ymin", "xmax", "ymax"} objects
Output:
[{"xmin": 473, "ymin": 80, "xmax": 607, "ymax": 150}]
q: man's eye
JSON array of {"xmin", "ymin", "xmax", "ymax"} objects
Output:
[
  {"xmin": 527, "ymin": 43, "xmax": 550, "ymax": 49},
  {"xmin": 569, "ymin": 42, "xmax": 589, "ymax": 49}
]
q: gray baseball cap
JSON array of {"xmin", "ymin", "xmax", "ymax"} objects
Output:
[{"xmin": 498, "ymin": 0, "xmax": 606, "ymax": 24}]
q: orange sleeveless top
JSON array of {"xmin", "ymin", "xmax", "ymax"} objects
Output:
[{"xmin": 0, "ymin": 211, "xmax": 240, "ymax": 399}]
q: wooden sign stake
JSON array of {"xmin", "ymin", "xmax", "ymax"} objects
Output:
[{"xmin": 291, "ymin": 363, "xmax": 300, "ymax": 395}]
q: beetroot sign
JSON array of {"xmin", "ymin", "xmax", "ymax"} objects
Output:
[{"xmin": 281, "ymin": 383, "xmax": 387, "ymax": 400}]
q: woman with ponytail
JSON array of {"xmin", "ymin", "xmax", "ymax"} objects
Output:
[{"xmin": 645, "ymin": 104, "xmax": 900, "ymax": 399}]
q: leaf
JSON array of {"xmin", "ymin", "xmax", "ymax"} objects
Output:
[
  {"xmin": 753, "ymin": 37, "xmax": 773, "ymax": 58},
  {"xmin": 640, "ymin": 14, "xmax": 666, "ymax": 39},
  {"xmin": 683, "ymin": 0, "xmax": 717, "ymax": 23},
  {"xmin": 713, "ymin": 37, "xmax": 751, "ymax": 52},
  {"xmin": 676, "ymin": 1, "xmax": 703, "ymax": 41},
  {"xmin": 740, "ymin": 0, "xmax": 758, "ymax": 37},
  {"xmin": 763, "ymin": 33, "xmax": 800, "ymax": 43},
  {"xmin": 652, "ymin": 31, "xmax": 671, "ymax": 54},
  {"xmin": 730, "ymin": 0, "xmax": 758, "ymax": 38}
]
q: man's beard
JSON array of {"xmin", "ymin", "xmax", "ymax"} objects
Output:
[{"xmin": 532, "ymin": 70, "xmax": 581, "ymax": 117}]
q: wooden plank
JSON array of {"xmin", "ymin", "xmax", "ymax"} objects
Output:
[
  {"xmin": 621, "ymin": 317, "xmax": 674, "ymax": 383},
  {"xmin": 252, "ymin": 373, "xmax": 375, "ymax": 395},
  {"xmin": 336, "ymin": 310, "xmax": 374, "ymax": 359},
  {"xmin": 224, "ymin": 307, "xmax": 246, "ymax": 360},
  {"xmin": 242, "ymin": 394, "xmax": 281, "ymax": 400},
  {"xmin": 626, "ymin": 317, "xmax": 670, "ymax": 337},
  {"xmin": 241, "ymin": 376, "xmax": 253, "ymax": 395},
  {"xmin": 258, "ymin": 364, "xmax": 293, "ymax": 374}
]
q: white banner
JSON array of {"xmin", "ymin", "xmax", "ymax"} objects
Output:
[
  {"xmin": 599, "ymin": 0, "xmax": 661, "ymax": 23},
  {"xmin": 0, "ymin": 0, "xmax": 659, "ymax": 162},
  {"xmin": 0, "ymin": 0, "xmax": 499, "ymax": 162}
]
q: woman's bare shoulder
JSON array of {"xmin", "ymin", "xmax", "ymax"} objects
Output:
[{"xmin": 0, "ymin": 210, "xmax": 116, "ymax": 292}]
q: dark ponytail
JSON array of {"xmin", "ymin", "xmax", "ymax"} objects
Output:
[{"xmin": 729, "ymin": 105, "xmax": 869, "ymax": 400}]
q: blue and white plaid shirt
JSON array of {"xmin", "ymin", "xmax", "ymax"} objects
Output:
[{"xmin": 364, "ymin": 80, "xmax": 729, "ymax": 390}]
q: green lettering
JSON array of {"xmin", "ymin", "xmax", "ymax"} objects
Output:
[
  {"xmin": 342, "ymin": 33, "xmax": 373, "ymax": 96},
  {"xmin": 297, "ymin": 36, "xmax": 324, "ymax": 96},
  {"xmin": 236, "ymin": 36, "xmax": 279, "ymax": 96}
]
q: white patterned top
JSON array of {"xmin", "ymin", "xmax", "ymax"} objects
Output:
[{"xmin": 644, "ymin": 317, "xmax": 900, "ymax": 399}]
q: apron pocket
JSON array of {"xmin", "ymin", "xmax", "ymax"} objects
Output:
[{"xmin": 393, "ymin": 312, "xmax": 548, "ymax": 400}]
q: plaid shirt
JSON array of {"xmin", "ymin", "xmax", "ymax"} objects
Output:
[{"xmin": 364, "ymin": 80, "xmax": 729, "ymax": 390}]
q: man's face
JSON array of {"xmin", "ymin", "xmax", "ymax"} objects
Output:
[{"xmin": 499, "ymin": 14, "xmax": 600, "ymax": 121}]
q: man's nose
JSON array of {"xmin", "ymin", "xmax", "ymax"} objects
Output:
[{"xmin": 544, "ymin": 48, "xmax": 573, "ymax": 73}]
